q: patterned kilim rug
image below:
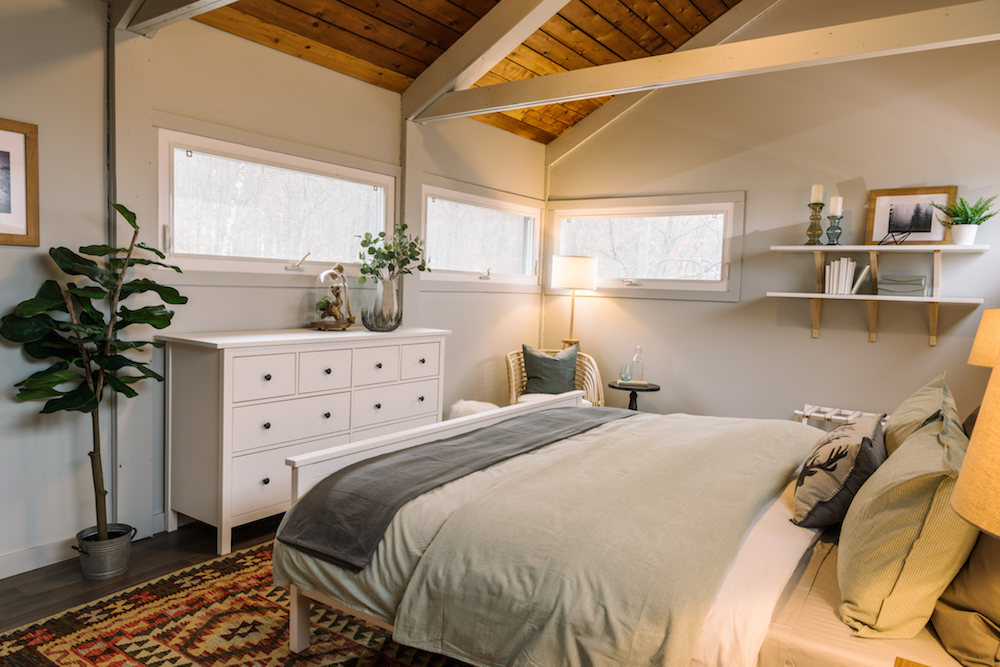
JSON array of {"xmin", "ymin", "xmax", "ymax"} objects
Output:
[{"xmin": 0, "ymin": 542, "xmax": 470, "ymax": 666}]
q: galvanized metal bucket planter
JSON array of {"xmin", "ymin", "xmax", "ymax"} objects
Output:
[{"xmin": 74, "ymin": 523, "xmax": 137, "ymax": 580}]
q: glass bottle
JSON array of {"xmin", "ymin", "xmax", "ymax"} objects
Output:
[{"xmin": 631, "ymin": 345, "xmax": 644, "ymax": 382}]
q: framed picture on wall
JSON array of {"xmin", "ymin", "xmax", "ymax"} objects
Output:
[
  {"xmin": 0, "ymin": 117, "xmax": 39, "ymax": 247},
  {"xmin": 864, "ymin": 186, "xmax": 957, "ymax": 245}
]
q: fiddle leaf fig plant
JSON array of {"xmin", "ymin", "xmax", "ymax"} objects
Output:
[
  {"xmin": 0, "ymin": 204, "xmax": 187, "ymax": 542},
  {"xmin": 357, "ymin": 223, "xmax": 429, "ymax": 284},
  {"xmin": 932, "ymin": 195, "xmax": 998, "ymax": 226}
]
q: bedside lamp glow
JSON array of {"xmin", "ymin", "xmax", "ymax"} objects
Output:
[
  {"xmin": 551, "ymin": 255, "xmax": 598, "ymax": 350},
  {"xmin": 969, "ymin": 309, "xmax": 1000, "ymax": 367},
  {"xmin": 953, "ymin": 343, "xmax": 1000, "ymax": 538}
]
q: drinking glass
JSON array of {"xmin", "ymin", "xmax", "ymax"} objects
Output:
[{"xmin": 619, "ymin": 364, "xmax": 632, "ymax": 382}]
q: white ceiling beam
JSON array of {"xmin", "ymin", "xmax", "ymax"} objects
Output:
[
  {"xmin": 401, "ymin": 0, "xmax": 570, "ymax": 121},
  {"xmin": 123, "ymin": 0, "xmax": 238, "ymax": 36},
  {"xmin": 546, "ymin": 0, "xmax": 784, "ymax": 166},
  {"xmin": 417, "ymin": 0, "xmax": 1000, "ymax": 123}
]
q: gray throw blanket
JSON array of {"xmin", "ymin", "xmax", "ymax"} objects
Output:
[{"xmin": 277, "ymin": 406, "xmax": 636, "ymax": 571}]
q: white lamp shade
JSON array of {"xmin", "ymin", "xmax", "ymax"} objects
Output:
[
  {"xmin": 551, "ymin": 255, "xmax": 598, "ymax": 291},
  {"xmin": 969, "ymin": 309, "xmax": 1000, "ymax": 367},
  {"xmin": 953, "ymin": 345, "xmax": 1000, "ymax": 538}
]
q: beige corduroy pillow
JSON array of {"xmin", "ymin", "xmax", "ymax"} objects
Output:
[{"xmin": 838, "ymin": 417, "xmax": 979, "ymax": 639}]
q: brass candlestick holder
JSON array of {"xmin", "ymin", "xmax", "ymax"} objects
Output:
[
  {"xmin": 825, "ymin": 215, "xmax": 843, "ymax": 245},
  {"xmin": 805, "ymin": 202, "xmax": 825, "ymax": 245}
]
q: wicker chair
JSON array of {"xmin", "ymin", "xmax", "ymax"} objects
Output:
[{"xmin": 506, "ymin": 349, "xmax": 605, "ymax": 407}]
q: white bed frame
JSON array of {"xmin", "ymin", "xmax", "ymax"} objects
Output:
[{"xmin": 283, "ymin": 390, "xmax": 587, "ymax": 652}]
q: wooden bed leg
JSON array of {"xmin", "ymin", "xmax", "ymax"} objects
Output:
[{"xmin": 289, "ymin": 585, "xmax": 312, "ymax": 653}]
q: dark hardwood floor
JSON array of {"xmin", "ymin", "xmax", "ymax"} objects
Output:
[{"xmin": 0, "ymin": 515, "xmax": 282, "ymax": 634}]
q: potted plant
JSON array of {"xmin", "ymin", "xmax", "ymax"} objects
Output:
[
  {"xmin": 0, "ymin": 204, "xmax": 186, "ymax": 579},
  {"xmin": 357, "ymin": 223, "xmax": 428, "ymax": 331},
  {"xmin": 933, "ymin": 195, "xmax": 997, "ymax": 245}
]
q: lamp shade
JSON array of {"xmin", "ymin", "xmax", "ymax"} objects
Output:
[
  {"xmin": 551, "ymin": 255, "xmax": 598, "ymax": 291},
  {"xmin": 969, "ymin": 309, "xmax": 1000, "ymax": 367},
  {"xmin": 953, "ymin": 345, "xmax": 1000, "ymax": 538}
]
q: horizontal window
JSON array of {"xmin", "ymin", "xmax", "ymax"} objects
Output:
[
  {"xmin": 422, "ymin": 185, "xmax": 541, "ymax": 287},
  {"xmin": 549, "ymin": 193, "xmax": 745, "ymax": 302},
  {"xmin": 160, "ymin": 130, "xmax": 393, "ymax": 275}
]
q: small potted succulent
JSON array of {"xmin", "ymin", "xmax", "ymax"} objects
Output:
[
  {"xmin": 0, "ymin": 204, "xmax": 186, "ymax": 579},
  {"xmin": 933, "ymin": 195, "xmax": 997, "ymax": 245},
  {"xmin": 356, "ymin": 224, "xmax": 428, "ymax": 331}
]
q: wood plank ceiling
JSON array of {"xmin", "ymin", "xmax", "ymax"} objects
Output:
[{"xmin": 195, "ymin": 0, "xmax": 742, "ymax": 144}]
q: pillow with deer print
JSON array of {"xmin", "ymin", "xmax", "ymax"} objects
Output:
[{"xmin": 792, "ymin": 414, "xmax": 888, "ymax": 527}]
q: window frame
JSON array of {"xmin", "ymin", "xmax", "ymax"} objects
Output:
[
  {"xmin": 157, "ymin": 128, "xmax": 395, "ymax": 280},
  {"xmin": 547, "ymin": 191, "xmax": 745, "ymax": 303},
  {"xmin": 420, "ymin": 179, "xmax": 543, "ymax": 292}
]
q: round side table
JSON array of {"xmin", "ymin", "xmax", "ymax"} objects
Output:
[{"xmin": 607, "ymin": 381, "xmax": 660, "ymax": 410}]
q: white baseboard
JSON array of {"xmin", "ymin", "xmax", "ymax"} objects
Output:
[{"xmin": 0, "ymin": 537, "xmax": 77, "ymax": 580}]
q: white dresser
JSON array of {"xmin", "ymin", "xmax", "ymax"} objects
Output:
[{"xmin": 156, "ymin": 327, "xmax": 450, "ymax": 554}]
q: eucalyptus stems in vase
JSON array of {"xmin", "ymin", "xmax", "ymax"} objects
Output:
[{"xmin": 357, "ymin": 223, "xmax": 428, "ymax": 331}]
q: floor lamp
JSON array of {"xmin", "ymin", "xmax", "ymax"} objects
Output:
[
  {"xmin": 550, "ymin": 255, "xmax": 598, "ymax": 351},
  {"xmin": 953, "ymin": 308, "xmax": 1000, "ymax": 537}
]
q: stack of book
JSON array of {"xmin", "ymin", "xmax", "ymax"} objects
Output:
[
  {"xmin": 825, "ymin": 258, "xmax": 871, "ymax": 295},
  {"xmin": 877, "ymin": 274, "xmax": 927, "ymax": 297}
]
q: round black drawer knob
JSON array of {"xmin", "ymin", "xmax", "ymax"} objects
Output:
[
  {"xmin": 324, "ymin": 412, "xmax": 331, "ymax": 419},
  {"xmin": 419, "ymin": 358, "xmax": 426, "ymax": 364},
  {"xmin": 375, "ymin": 403, "xmax": 381, "ymax": 410},
  {"xmin": 264, "ymin": 374, "xmax": 272, "ymax": 381},
  {"xmin": 418, "ymin": 396, "xmax": 425, "ymax": 402},
  {"xmin": 262, "ymin": 478, "xmax": 270, "ymax": 485},
  {"xmin": 263, "ymin": 422, "xmax": 271, "ymax": 430},
  {"xmin": 375, "ymin": 362, "xmax": 382, "ymax": 369},
  {"xmin": 325, "ymin": 368, "xmax": 332, "ymax": 375}
]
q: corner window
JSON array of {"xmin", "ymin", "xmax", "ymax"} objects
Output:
[
  {"xmin": 550, "ymin": 192, "xmax": 745, "ymax": 302},
  {"xmin": 160, "ymin": 130, "xmax": 393, "ymax": 274},
  {"xmin": 422, "ymin": 184, "xmax": 541, "ymax": 288}
]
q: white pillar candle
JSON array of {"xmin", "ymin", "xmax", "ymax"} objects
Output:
[
  {"xmin": 830, "ymin": 196, "xmax": 843, "ymax": 216},
  {"xmin": 810, "ymin": 184, "xmax": 824, "ymax": 204}
]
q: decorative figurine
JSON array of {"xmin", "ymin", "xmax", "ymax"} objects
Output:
[{"xmin": 311, "ymin": 264, "xmax": 355, "ymax": 330}]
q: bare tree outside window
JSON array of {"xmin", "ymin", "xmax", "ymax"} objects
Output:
[
  {"xmin": 425, "ymin": 195, "xmax": 535, "ymax": 275},
  {"xmin": 172, "ymin": 149, "xmax": 384, "ymax": 263},
  {"xmin": 561, "ymin": 214, "xmax": 725, "ymax": 281}
]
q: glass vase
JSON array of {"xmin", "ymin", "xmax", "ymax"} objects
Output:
[{"xmin": 361, "ymin": 278, "xmax": 403, "ymax": 331}]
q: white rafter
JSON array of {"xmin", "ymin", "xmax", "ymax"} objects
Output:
[
  {"xmin": 546, "ymin": 0, "xmax": 784, "ymax": 165},
  {"xmin": 401, "ymin": 0, "xmax": 570, "ymax": 121},
  {"xmin": 121, "ymin": 0, "xmax": 239, "ymax": 36},
  {"xmin": 416, "ymin": 0, "xmax": 1000, "ymax": 123}
]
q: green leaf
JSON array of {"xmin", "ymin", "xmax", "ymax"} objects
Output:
[
  {"xmin": 105, "ymin": 374, "xmax": 139, "ymax": 398},
  {"xmin": 59, "ymin": 322, "xmax": 105, "ymax": 337},
  {"xmin": 115, "ymin": 305, "xmax": 174, "ymax": 330},
  {"xmin": 17, "ymin": 369, "xmax": 84, "ymax": 390},
  {"xmin": 16, "ymin": 387, "xmax": 65, "ymax": 401},
  {"xmin": 120, "ymin": 279, "xmax": 188, "ymax": 304},
  {"xmin": 40, "ymin": 383, "xmax": 99, "ymax": 413},
  {"xmin": 110, "ymin": 257, "xmax": 182, "ymax": 273},
  {"xmin": 79, "ymin": 244, "xmax": 127, "ymax": 257},
  {"xmin": 107, "ymin": 339, "xmax": 162, "ymax": 351},
  {"xmin": 136, "ymin": 242, "xmax": 166, "ymax": 259},
  {"xmin": 23, "ymin": 331, "xmax": 82, "ymax": 362},
  {"xmin": 0, "ymin": 313, "xmax": 61, "ymax": 343},
  {"xmin": 13, "ymin": 280, "xmax": 68, "ymax": 317},
  {"xmin": 113, "ymin": 203, "xmax": 138, "ymax": 230},
  {"xmin": 14, "ymin": 361, "xmax": 68, "ymax": 385},
  {"xmin": 93, "ymin": 354, "xmax": 141, "ymax": 371},
  {"xmin": 66, "ymin": 284, "xmax": 109, "ymax": 300},
  {"xmin": 50, "ymin": 247, "xmax": 119, "ymax": 290}
]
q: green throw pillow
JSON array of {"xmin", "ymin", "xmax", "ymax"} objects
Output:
[
  {"xmin": 884, "ymin": 372, "xmax": 961, "ymax": 455},
  {"xmin": 522, "ymin": 344, "xmax": 577, "ymax": 395},
  {"xmin": 838, "ymin": 417, "xmax": 979, "ymax": 639}
]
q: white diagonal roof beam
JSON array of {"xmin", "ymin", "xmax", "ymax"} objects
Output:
[
  {"xmin": 546, "ymin": 0, "xmax": 784, "ymax": 165},
  {"xmin": 416, "ymin": 0, "xmax": 1000, "ymax": 123},
  {"xmin": 402, "ymin": 0, "xmax": 571, "ymax": 121},
  {"xmin": 124, "ymin": 0, "xmax": 239, "ymax": 36}
]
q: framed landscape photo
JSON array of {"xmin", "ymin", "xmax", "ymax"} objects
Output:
[
  {"xmin": 0, "ymin": 118, "xmax": 39, "ymax": 247},
  {"xmin": 864, "ymin": 186, "xmax": 957, "ymax": 245}
]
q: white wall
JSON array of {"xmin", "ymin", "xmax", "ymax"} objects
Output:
[
  {"xmin": 0, "ymin": 0, "xmax": 108, "ymax": 577},
  {"xmin": 546, "ymin": 3, "xmax": 1000, "ymax": 420}
]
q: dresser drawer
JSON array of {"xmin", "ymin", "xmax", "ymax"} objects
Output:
[
  {"xmin": 231, "ymin": 434, "xmax": 350, "ymax": 517},
  {"xmin": 299, "ymin": 349, "xmax": 352, "ymax": 394},
  {"xmin": 232, "ymin": 353, "xmax": 296, "ymax": 403},
  {"xmin": 401, "ymin": 342, "xmax": 440, "ymax": 380},
  {"xmin": 353, "ymin": 379, "xmax": 438, "ymax": 428},
  {"xmin": 232, "ymin": 392, "xmax": 351, "ymax": 453},
  {"xmin": 353, "ymin": 345, "xmax": 399, "ymax": 386}
]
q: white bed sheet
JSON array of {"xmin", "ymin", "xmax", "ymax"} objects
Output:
[
  {"xmin": 758, "ymin": 537, "xmax": 962, "ymax": 667},
  {"xmin": 691, "ymin": 480, "xmax": 821, "ymax": 667}
]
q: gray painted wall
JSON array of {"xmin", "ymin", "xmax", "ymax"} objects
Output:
[{"xmin": 546, "ymin": 2, "xmax": 1000, "ymax": 420}]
